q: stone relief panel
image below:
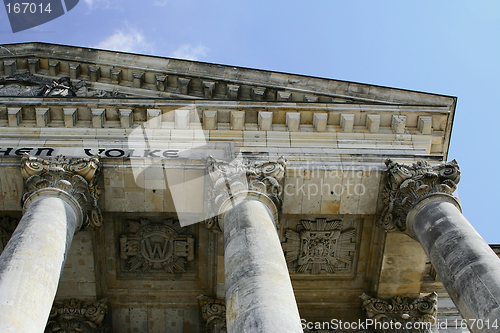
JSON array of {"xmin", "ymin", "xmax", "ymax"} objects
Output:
[
  {"xmin": 119, "ymin": 218, "xmax": 194, "ymax": 274},
  {"xmin": 45, "ymin": 298, "xmax": 109, "ymax": 333},
  {"xmin": 282, "ymin": 218, "xmax": 357, "ymax": 275}
]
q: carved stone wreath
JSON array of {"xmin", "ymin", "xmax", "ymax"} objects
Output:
[
  {"xmin": 282, "ymin": 219, "xmax": 356, "ymax": 275},
  {"xmin": 120, "ymin": 219, "xmax": 194, "ymax": 273}
]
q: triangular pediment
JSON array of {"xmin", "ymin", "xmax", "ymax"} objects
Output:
[{"xmin": 0, "ymin": 42, "xmax": 455, "ymax": 107}]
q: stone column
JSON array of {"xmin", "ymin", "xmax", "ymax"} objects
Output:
[
  {"xmin": 207, "ymin": 157, "xmax": 302, "ymax": 333},
  {"xmin": 0, "ymin": 154, "xmax": 101, "ymax": 333},
  {"xmin": 379, "ymin": 159, "xmax": 500, "ymax": 333}
]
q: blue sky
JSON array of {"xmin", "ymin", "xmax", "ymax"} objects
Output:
[{"xmin": 1, "ymin": 1, "xmax": 499, "ymax": 242}]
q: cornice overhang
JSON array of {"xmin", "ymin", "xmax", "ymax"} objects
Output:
[{"xmin": 0, "ymin": 42, "xmax": 456, "ymax": 106}]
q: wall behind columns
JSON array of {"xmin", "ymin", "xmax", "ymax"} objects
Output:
[
  {"xmin": 56, "ymin": 231, "xmax": 97, "ymax": 299},
  {"xmin": 376, "ymin": 232, "xmax": 427, "ymax": 298}
]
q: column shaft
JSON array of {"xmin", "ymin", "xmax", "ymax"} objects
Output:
[
  {"xmin": 0, "ymin": 195, "xmax": 79, "ymax": 332},
  {"xmin": 223, "ymin": 199, "xmax": 302, "ymax": 333},
  {"xmin": 409, "ymin": 197, "xmax": 500, "ymax": 333}
]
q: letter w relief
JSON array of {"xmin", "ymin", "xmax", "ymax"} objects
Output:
[{"xmin": 143, "ymin": 238, "xmax": 170, "ymax": 261}]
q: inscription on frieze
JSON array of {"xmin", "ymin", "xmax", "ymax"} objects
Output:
[
  {"xmin": 282, "ymin": 218, "xmax": 356, "ymax": 275},
  {"xmin": 120, "ymin": 219, "xmax": 194, "ymax": 273}
]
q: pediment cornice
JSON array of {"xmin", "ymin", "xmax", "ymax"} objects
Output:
[{"xmin": 0, "ymin": 42, "xmax": 456, "ymax": 107}]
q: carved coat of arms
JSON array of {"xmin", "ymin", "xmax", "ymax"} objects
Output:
[
  {"xmin": 120, "ymin": 219, "xmax": 194, "ymax": 273},
  {"xmin": 282, "ymin": 219, "xmax": 356, "ymax": 275}
]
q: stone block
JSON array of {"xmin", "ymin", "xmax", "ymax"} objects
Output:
[
  {"xmin": 110, "ymin": 68, "xmax": 122, "ymax": 84},
  {"xmin": 340, "ymin": 114, "xmax": 354, "ymax": 133},
  {"xmin": 7, "ymin": 107, "xmax": 21, "ymax": 127},
  {"xmin": 133, "ymin": 72, "xmax": 144, "ymax": 88},
  {"xmin": 391, "ymin": 115, "xmax": 406, "ymax": 134},
  {"xmin": 258, "ymin": 111, "xmax": 273, "ymax": 131},
  {"xmin": 3, "ymin": 60, "xmax": 17, "ymax": 76},
  {"xmin": 313, "ymin": 113, "xmax": 328, "ymax": 132},
  {"xmin": 155, "ymin": 74, "xmax": 168, "ymax": 91},
  {"xmin": 366, "ymin": 114, "xmax": 380, "ymax": 133},
  {"xmin": 91, "ymin": 108, "xmax": 105, "ymax": 128},
  {"xmin": 69, "ymin": 63, "xmax": 81, "ymax": 79},
  {"xmin": 277, "ymin": 91, "xmax": 292, "ymax": 101},
  {"xmin": 418, "ymin": 115, "xmax": 433, "ymax": 134},
  {"xmin": 230, "ymin": 111, "xmax": 245, "ymax": 130},
  {"xmin": 28, "ymin": 58, "xmax": 39, "ymax": 74},
  {"xmin": 286, "ymin": 112, "xmax": 300, "ymax": 132},
  {"xmin": 203, "ymin": 111, "xmax": 217, "ymax": 130},
  {"xmin": 243, "ymin": 131, "xmax": 266, "ymax": 146},
  {"xmin": 175, "ymin": 109, "xmax": 190, "ymax": 129},
  {"xmin": 227, "ymin": 84, "xmax": 240, "ymax": 99},
  {"xmin": 202, "ymin": 81, "xmax": 215, "ymax": 98},
  {"xmin": 35, "ymin": 108, "xmax": 50, "ymax": 127},
  {"xmin": 267, "ymin": 131, "xmax": 290, "ymax": 147},
  {"xmin": 89, "ymin": 66, "xmax": 100, "ymax": 82},
  {"xmin": 147, "ymin": 109, "xmax": 162, "ymax": 128},
  {"xmin": 119, "ymin": 109, "xmax": 133, "ymax": 128},
  {"xmin": 48, "ymin": 61, "xmax": 60, "ymax": 76}
]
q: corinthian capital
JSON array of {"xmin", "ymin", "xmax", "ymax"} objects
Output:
[
  {"xmin": 361, "ymin": 292, "xmax": 437, "ymax": 333},
  {"xmin": 45, "ymin": 298, "xmax": 108, "ymax": 333},
  {"xmin": 205, "ymin": 156, "xmax": 286, "ymax": 230},
  {"xmin": 378, "ymin": 159, "xmax": 460, "ymax": 232},
  {"xmin": 20, "ymin": 154, "xmax": 102, "ymax": 230}
]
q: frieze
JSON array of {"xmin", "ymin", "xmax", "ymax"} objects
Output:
[
  {"xmin": 282, "ymin": 218, "xmax": 356, "ymax": 275},
  {"xmin": 198, "ymin": 295, "xmax": 227, "ymax": 333},
  {"xmin": 45, "ymin": 298, "xmax": 109, "ymax": 333},
  {"xmin": 360, "ymin": 292, "xmax": 437, "ymax": 333},
  {"xmin": 378, "ymin": 159, "xmax": 461, "ymax": 232},
  {"xmin": 120, "ymin": 219, "xmax": 194, "ymax": 273}
]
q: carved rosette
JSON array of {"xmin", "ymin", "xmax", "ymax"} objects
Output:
[
  {"xmin": 120, "ymin": 219, "xmax": 194, "ymax": 273},
  {"xmin": 282, "ymin": 218, "xmax": 356, "ymax": 275},
  {"xmin": 378, "ymin": 159, "xmax": 460, "ymax": 232},
  {"xmin": 198, "ymin": 295, "xmax": 227, "ymax": 333},
  {"xmin": 20, "ymin": 154, "xmax": 102, "ymax": 229},
  {"xmin": 45, "ymin": 298, "xmax": 108, "ymax": 333},
  {"xmin": 205, "ymin": 156, "xmax": 286, "ymax": 231},
  {"xmin": 360, "ymin": 292, "xmax": 437, "ymax": 333}
]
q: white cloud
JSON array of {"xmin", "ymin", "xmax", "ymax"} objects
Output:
[
  {"xmin": 171, "ymin": 44, "xmax": 209, "ymax": 61},
  {"xmin": 153, "ymin": 0, "xmax": 168, "ymax": 6},
  {"xmin": 93, "ymin": 28, "xmax": 155, "ymax": 54},
  {"xmin": 83, "ymin": 0, "xmax": 110, "ymax": 10}
]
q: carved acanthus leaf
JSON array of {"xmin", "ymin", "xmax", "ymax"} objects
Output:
[
  {"xmin": 282, "ymin": 218, "xmax": 356, "ymax": 275},
  {"xmin": 20, "ymin": 154, "xmax": 102, "ymax": 230},
  {"xmin": 360, "ymin": 292, "xmax": 437, "ymax": 333},
  {"xmin": 377, "ymin": 159, "xmax": 460, "ymax": 232},
  {"xmin": 45, "ymin": 298, "xmax": 108, "ymax": 333},
  {"xmin": 205, "ymin": 156, "xmax": 286, "ymax": 230},
  {"xmin": 120, "ymin": 219, "xmax": 194, "ymax": 274},
  {"xmin": 198, "ymin": 295, "xmax": 227, "ymax": 333}
]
